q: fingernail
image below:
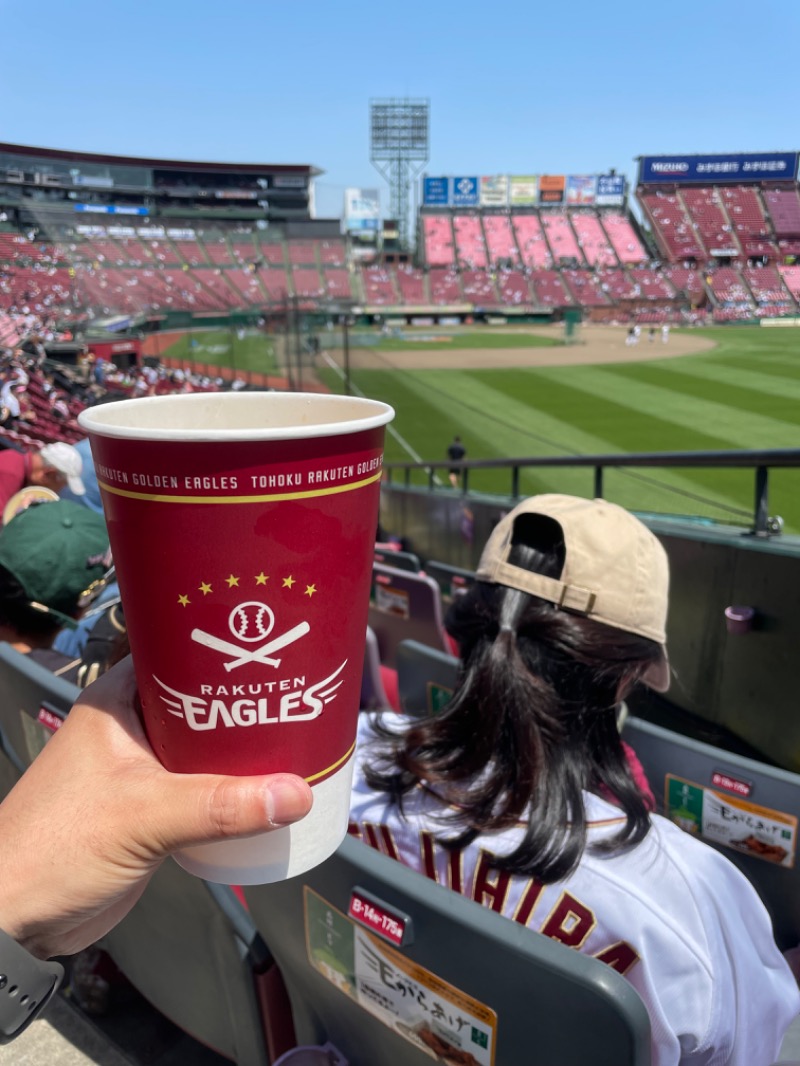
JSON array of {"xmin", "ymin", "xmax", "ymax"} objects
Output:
[{"xmin": 265, "ymin": 776, "xmax": 313, "ymax": 828}]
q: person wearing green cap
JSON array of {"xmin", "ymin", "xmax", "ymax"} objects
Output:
[{"xmin": 0, "ymin": 499, "xmax": 111, "ymax": 681}]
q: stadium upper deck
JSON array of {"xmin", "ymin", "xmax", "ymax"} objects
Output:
[{"xmin": 3, "ymin": 146, "xmax": 800, "ymax": 332}]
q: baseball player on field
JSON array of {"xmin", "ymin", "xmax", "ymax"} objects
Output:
[{"xmin": 350, "ymin": 495, "xmax": 800, "ymax": 1065}]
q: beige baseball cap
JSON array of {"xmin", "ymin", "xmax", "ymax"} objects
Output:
[{"xmin": 476, "ymin": 494, "xmax": 670, "ymax": 692}]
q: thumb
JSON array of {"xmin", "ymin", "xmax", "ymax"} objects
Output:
[{"xmin": 145, "ymin": 772, "xmax": 313, "ymax": 855}]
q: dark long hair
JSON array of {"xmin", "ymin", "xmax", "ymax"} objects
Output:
[{"xmin": 364, "ymin": 512, "xmax": 664, "ymax": 883}]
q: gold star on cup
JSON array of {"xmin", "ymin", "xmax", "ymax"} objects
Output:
[
  {"xmin": 304, "ymin": 584, "xmax": 317, "ymax": 597},
  {"xmin": 282, "ymin": 575, "xmax": 296, "ymax": 589},
  {"xmin": 226, "ymin": 574, "xmax": 240, "ymax": 588},
  {"xmin": 255, "ymin": 572, "xmax": 269, "ymax": 585},
  {"xmin": 178, "ymin": 594, "xmax": 190, "ymax": 607},
  {"xmin": 198, "ymin": 582, "xmax": 213, "ymax": 596}
]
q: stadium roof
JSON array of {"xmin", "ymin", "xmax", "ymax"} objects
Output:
[{"xmin": 0, "ymin": 142, "xmax": 322, "ymax": 176}]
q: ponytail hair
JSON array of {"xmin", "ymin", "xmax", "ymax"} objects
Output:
[{"xmin": 365, "ymin": 513, "xmax": 662, "ymax": 883}]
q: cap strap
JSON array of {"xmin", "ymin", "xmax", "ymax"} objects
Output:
[{"xmin": 493, "ymin": 562, "xmax": 597, "ymax": 614}]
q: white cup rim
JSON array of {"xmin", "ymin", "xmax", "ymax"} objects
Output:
[{"xmin": 78, "ymin": 391, "xmax": 394, "ymax": 442}]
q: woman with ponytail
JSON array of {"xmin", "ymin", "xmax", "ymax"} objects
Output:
[{"xmin": 349, "ymin": 495, "xmax": 799, "ymax": 1066}]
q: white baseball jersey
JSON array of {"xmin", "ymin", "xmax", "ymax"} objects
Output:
[{"xmin": 349, "ymin": 715, "xmax": 800, "ymax": 1066}]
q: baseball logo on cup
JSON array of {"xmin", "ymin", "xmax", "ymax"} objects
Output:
[{"xmin": 230, "ymin": 601, "xmax": 274, "ymax": 642}]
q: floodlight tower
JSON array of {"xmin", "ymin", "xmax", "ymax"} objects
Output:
[{"xmin": 369, "ymin": 98, "xmax": 429, "ymax": 249}]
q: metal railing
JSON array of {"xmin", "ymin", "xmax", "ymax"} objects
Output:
[{"xmin": 383, "ymin": 448, "xmax": 800, "ymax": 537}]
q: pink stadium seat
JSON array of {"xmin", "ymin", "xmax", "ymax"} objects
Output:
[
  {"xmin": 323, "ymin": 268, "xmax": 353, "ymax": 300},
  {"xmin": 460, "ymin": 270, "xmax": 497, "ymax": 303},
  {"xmin": 223, "ymin": 268, "xmax": 266, "ymax": 305},
  {"xmin": 681, "ymin": 188, "xmax": 740, "ymax": 257},
  {"xmin": 423, "ymin": 216, "xmax": 456, "ymax": 267},
  {"xmin": 629, "ymin": 269, "xmax": 676, "ymax": 300},
  {"xmin": 541, "ymin": 212, "xmax": 583, "ymax": 264},
  {"xmin": 719, "ymin": 186, "xmax": 777, "ymax": 258},
  {"xmin": 764, "ymin": 188, "xmax": 800, "ymax": 255},
  {"xmin": 291, "ymin": 267, "xmax": 324, "ymax": 298},
  {"xmin": 600, "ymin": 213, "xmax": 648, "ymax": 264},
  {"xmin": 743, "ymin": 266, "xmax": 795, "ymax": 309},
  {"xmin": 778, "ymin": 265, "xmax": 800, "ymax": 300},
  {"xmin": 496, "ymin": 270, "xmax": 533, "ymax": 306},
  {"xmin": 570, "ymin": 211, "xmax": 617, "ymax": 267},
  {"xmin": 287, "ymin": 242, "xmax": 317, "ymax": 265},
  {"xmin": 594, "ymin": 269, "xmax": 638, "ymax": 301},
  {"xmin": 428, "ymin": 269, "xmax": 462, "ymax": 304},
  {"xmin": 318, "ymin": 240, "xmax": 347, "ymax": 266},
  {"xmin": 395, "ymin": 265, "xmax": 427, "ymax": 304},
  {"xmin": 512, "ymin": 215, "xmax": 553, "ymax": 269},
  {"xmin": 203, "ymin": 239, "xmax": 234, "ymax": 266},
  {"xmin": 483, "ymin": 215, "xmax": 519, "ymax": 265},
  {"xmin": 661, "ymin": 267, "xmax": 706, "ymax": 300},
  {"xmin": 562, "ymin": 269, "xmax": 611, "ymax": 307},
  {"xmin": 530, "ymin": 270, "xmax": 574, "ymax": 307},
  {"xmin": 640, "ymin": 191, "xmax": 705, "ymax": 262},
  {"xmin": 452, "ymin": 214, "xmax": 488, "ymax": 268},
  {"xmin": 361, "ymin": 266, "xmax": 397, "ymax": 305}
]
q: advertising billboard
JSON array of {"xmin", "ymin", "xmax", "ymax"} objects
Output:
[
  {"xmin": 509, "ymin": 175, "xmax": 538, "ymax": 205},
  {"xmin": 539, "ymin": 175, "xmax": 566, "ymax": 204},
  {"xmin": 451, "ymin": 176, "xmax": 479, "ymax": 207},
  {"xmin": 343, "ymin": 188, "xmax": 380, "ymax": 236},
  {"xmin": 566, "ymin": 175, "xmax": 597, "ymax": 205},
  {"xmin": 480, "ymin": 175, "xmax": 509, "ymax": 207},
  {"xmin": 422, "ymin": 176, "xmax": 449, "ymax": 207},
  {"xmin": 74, "ymin": 204, "xmax": 149, "ymax": 215},
  {"xmin": 596, "ymin": 174, "xmax": 626, "ymax": 206},
  {"xmin": 639, "ymin": 152, "xmax": 799, "ymax": 185}
]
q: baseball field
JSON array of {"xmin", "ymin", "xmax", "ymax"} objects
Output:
[{"xmin": 315, "ymin": 324, "xmax": 800, "ymax": 532}]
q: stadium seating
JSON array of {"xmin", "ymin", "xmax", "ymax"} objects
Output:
[
  {"xmin": 541, "ymin": 211, "xmax": 583, "ymax": 264},
  {"xmin": 778, "ymin": 265, "xmax": 800, "ymax": 301},
  {"xmin": 571, "ymin": 211, "xmax": 618, "ymax": 267},
  {"xmin": 428, "ymin": 268, "xmax": 462, "ymax": 304},
  {"xmin": 422, "ymin": 216, "xmax": 456, "ymax": 266},
  {"xmin": 368, "ymin": 563, "xmax": 450, "ymax": 668},
  {"xmin": 639, "ymin": 191, "xmax": 705, "ymax": 261},
  {"xmin": 323, "ymin": 268, "xmax": 353, "ymax": 300},
  {"xmin": 562, "ymin": 269, "xmax": 611, "ymax": 307},
  {"xmin": 512, "ymin": 215, "xmax": 553, "ymax": 268},
  {"xmin": 661, "ymin": 266, "xmax": 707, "ymax": 302},
  {"xmin": 601, "ymin": 213, "xmax": 648, "ymax": 264},
  {"xmin": 460, "ymin": 269, "xmax": 497, "ymax": 303},
  {"xmin": 531, "ymin": 269, "xmax": 575, "ymax": 307},
  {"xmin": 743, "ymin": 267, "xmax": 795, "ymax": 311},
  {"xmin": 496, "ymin": 270, "xmax": 533, "ymax": 307},
  {"xmin": 764, "ymin": 188, "xmax": 800, "ymax": 254},
  {"xmin": 629, "ymin": 269, "xmax": 676, "ymax": 300},
  {"xmin": 720, "ymin": 186, "xmax": 777, "ymax": 259},
  {"xmin": 595, "ymin": 269, "xmax": 639, "ymax": 302},
  {"xmin": 395, "ymin": 264, "xmax": 427, "ymax": 304},
  {"xmin": 483, "ymin": 214, "xmax": 519, "ymax": 265},
  {"xmin": 680, "ymin": 188, "xmax": 739, "ymax": 256},
  {"xmin": 362, "ymin": 266, "xmax": 398, "ymax": 305},
  {"xmin": 244, "ymin": 834, "xmax": 652, "ymax": 1066},
  {"xmin": 453, "ymin": 214, "xmax": 489, "ymax": 268}
]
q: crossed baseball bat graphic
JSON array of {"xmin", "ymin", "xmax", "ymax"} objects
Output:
[{"xmin": 191, "ymin": 621, "xmax": 310, "ymax": 672}]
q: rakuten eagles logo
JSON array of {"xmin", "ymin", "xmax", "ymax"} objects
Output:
[{"xmin": 154, "ymin": 570, "xmax": 346, "ymax": 731}]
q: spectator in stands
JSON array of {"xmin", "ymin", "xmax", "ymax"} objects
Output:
[
  {"xmin": 446, "ymin": 435, "xmax": 466, "ymax": 489},
  {"xmin": 0, "ymin": 441, "xmax": 85, "ymax": 522},
  {"xmin": 0, "ymin": 499, "xmax": 110, "ymax": 682},
  {"xmin": 350, "ymin": 495, "xmax": 799, "ymax": 1065}
]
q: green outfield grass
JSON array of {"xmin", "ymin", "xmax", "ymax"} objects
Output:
[
  {"xmin": 162, "ymin": 328, "xmax": 280, "ymax": 375},
  {"xmin": 319, "ymin": 326, "xmax": 800, "ymax": 532}
]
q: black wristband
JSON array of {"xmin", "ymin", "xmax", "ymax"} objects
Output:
[{"xmin": 0, "ymin": 928, "xmax": 63, "ymax": 1043}]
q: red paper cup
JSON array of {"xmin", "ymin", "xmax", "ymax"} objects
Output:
[{"xmin": 78, "ymin": 392, "xmax": 394, "ymax": 884}]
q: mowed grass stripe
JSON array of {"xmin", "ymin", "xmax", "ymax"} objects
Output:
[
  {"xmin": 537, "ymin": 364, "xmax": 800, "ymax": 448},
  {"xmin": 639, "ymin": 357, "xmax": 800, "ymax": 406},
  {"xmin": 375, "ymin": 368, "xmax": 754, "ymax": 519},
  {"xmin": 598, "ymin": 362, "xmax": 800, "ymax": 428}
]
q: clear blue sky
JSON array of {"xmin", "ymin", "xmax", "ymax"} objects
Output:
[{"xmin": 2, "ymin": 0, "xmax": 798, "ymax": 219}]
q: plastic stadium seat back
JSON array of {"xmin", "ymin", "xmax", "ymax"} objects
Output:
[
  {"xmin": 395, "ymin": 639, "xmax": 459, "ymax": 718},
  {"xmin": 622, "ymin": 715, "xmax": 800, "ymax": 951},
  {"xmin": 0, "ymin": 642, "xmax": 76, "ymax": 790},
  {"xmin": 368, "ymin": 564, "xmax": 449, "ymax": 669},
  {"xmin": 423, "ymin": 559, "xmax": 476, "ymax": 604},
  {"xmin": 374, "ymin": 546, "xmax": 422, "ymax": 573},
  {"xmin": 244, "ymin": 834, "xmax": 652, "ymax": 1066},
  {"xmin": 99, "ymin": 864, "xmax": 268, "ymax": 1064},
  {"xmin": 361, "ymin": 626, "xmax": 391, "ymax": 710}
]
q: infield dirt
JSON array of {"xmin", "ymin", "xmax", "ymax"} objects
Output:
[{"xmin": 322, "ymin": 324, "xmax": 716, "ymax": 373}]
